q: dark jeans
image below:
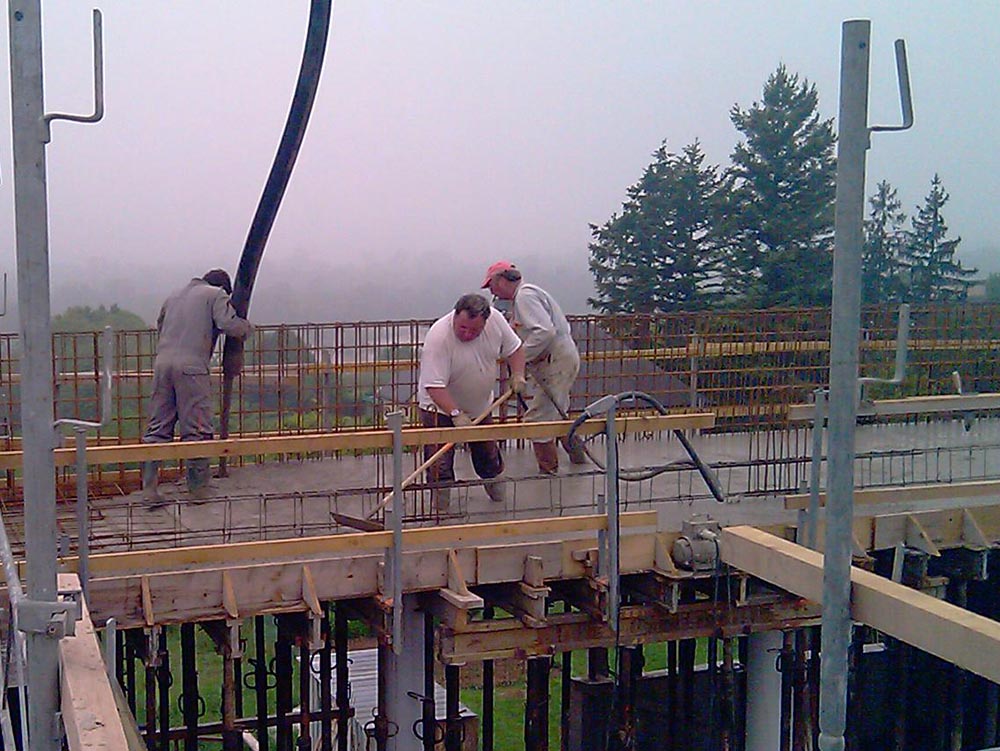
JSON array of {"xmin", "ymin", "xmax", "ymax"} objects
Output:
[{"xmin": 420, "ymin": 409, "xmax": 504, "ymax": 483}]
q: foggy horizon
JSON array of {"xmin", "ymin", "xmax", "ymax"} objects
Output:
[{"xmin": 2, "ymin": 2, "xmax": 997, "ymax": 330}]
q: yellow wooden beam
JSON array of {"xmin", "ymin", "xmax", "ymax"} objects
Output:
[
  {"xmin": 720, "ymin": 526, "xmax": 1000, "ymax": 684},
  {"xmin": 784, "ymin": 479, "xmax": 1000, "ymax": 511},
  {"xmin": 67, "ymin": 510, "xmax": 658, "ymax": 577},
  {"xmin": 0, "ymin": 412, "xmax": 714, "ymax": 470},
  {"xmin": 58, "ymin": 573, "xmax": 132, "ymax": 751}
]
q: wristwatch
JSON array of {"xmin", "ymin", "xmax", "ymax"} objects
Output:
[{"xmin": 449, "ymin": 408, "xmax": 462, "ymax": 418}]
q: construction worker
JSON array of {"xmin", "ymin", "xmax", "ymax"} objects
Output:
[
  {"xmin": 482, "ymin": 261, "xmax": 588, "ymax": 474},
  {"xmin": 417, "ymin": 293, "xmax": 527, "ymax": 510},
  {"xmin": 142, "ymin": 269, "xmax": 252, "ymax": 506}
]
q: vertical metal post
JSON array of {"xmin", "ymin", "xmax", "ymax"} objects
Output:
[
  {"xmin": 806, "ymin": 389, "xmax": 827, "ymax": 550},
  {"xmin": 275, "ymin": 618, "xmax": 293, "ymax": 751},
  {"xmin": 181, "ymin": 623, "xmax": 199, "ymax": 751},
  {"xmin": 819, "ymin": 19, "xmax": 871, "ymax": 751},
  {"xmin": 255, "ymin": 615, "xmax": 270, "ymax": 751},
  {"xmin": 299, "ymin": 640, "xmax": 313, "ymax": 751},
  {"xmin": 387, "ymin": 411, "xmax": 404, "ymax": 654},
  {"xmin": 605, "ymin": 407, "xmax": 620, "ymax": 630},
  {"xmin": 320, "ymin": 612, "xmax": 333, "ymax": 751},
  {"xmin": 7, "ymin": 1, "xmax": 59, "ymax": 746},
  {"xmin": 335, "ymin": 607, "xmax": 350, "ymax": 751},
  {"xmin": 223, "ymin": 629, "xmax": 241, "ymax": 751},
  {"xmin": 560, "ymin": 651, "xmax": 571, "ymax": 751},
  {"xmin": 75, "ymin": 427, "xmax": 91, "ymax": 595},
  {"xmin": 444, "ymin": 664, "xmax": 461, "ymax": 751},
  {"xmin": 422, "ymin": 611, "xmax": 436, "ymax": 751},
  {"xmin": 525, "ymin": 656, "xmax": 550, "ymax": 751},
  {"xmin": 483, "ymin": 606, "xmax": 495, "ymax": 751}
]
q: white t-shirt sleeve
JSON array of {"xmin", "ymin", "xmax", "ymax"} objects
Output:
[{"xmin": 419, "ymin": 319, "xmax": 451, "ymax": 389}]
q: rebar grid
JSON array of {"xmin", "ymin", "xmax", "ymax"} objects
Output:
[{"xmin": 0, "ymin": 303, "xmax": 998, "ymax": 508}]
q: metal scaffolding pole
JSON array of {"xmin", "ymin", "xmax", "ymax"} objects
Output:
[
  {"xmin": 818, "ymin": 19, "xmax": 871, "ymax": 751},
  {"xmin": 7, "ymin": 2, "xmax": 59, "ymax": 747}
]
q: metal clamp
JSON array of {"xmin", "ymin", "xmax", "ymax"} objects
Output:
[{"xmin": 17, "ymin": 589, "xmax": 82, "ymax": 639}]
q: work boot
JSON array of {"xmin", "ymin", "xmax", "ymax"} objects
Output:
[
  {"xmin": 186, "ymin": 458, "xmax": 213, "ymax": 503},
  {"xmin": 559, "ymin": 434, "xmax": 589, "ymax": 465},
  {"xmin": 484, "ymin": 479, "xmax": 506, "ymax": 504},
  {"xmin": 142, "ymin": 461, "xmax": 165, "ymax": 509},
  {"xmin": 431, "ymin": 486, "xmax": 452, "ymax": 513},
  {"xmin": 533, "ymin": 441, "xmax": 559, "ymax": 475}
]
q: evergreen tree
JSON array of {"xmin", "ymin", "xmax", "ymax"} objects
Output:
[
  {"xmin": 901, "ymin": 175, "xmax": 977, "ymax": 301},
  {"xmin": 862, "ymin": 180, "xmax": 907, "ymax": 305},
  {"xmin": 726, "ymin": 65, "xmax": 837, "ymax": 307},
  {"xmin": 588, "ymin": 141, "xmax": 728, "ymax": 314}
]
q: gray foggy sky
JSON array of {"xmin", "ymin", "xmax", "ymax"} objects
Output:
[{"xmin": 1, "ymin": 1, "xmax": 998, "ymax": 326}]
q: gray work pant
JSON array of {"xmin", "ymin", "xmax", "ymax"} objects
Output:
[
  {"xmin": 142, "ymin": 359, "xmax": 215, "ymax": 444},
  {"xmin": 525, "ymin": 338, "xmax": 580, "ymax": 424}
]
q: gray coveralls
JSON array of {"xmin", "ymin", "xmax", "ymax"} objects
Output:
[{"xmin": 142, "ymin": 278, "xmax": 251, "ymax": 495}]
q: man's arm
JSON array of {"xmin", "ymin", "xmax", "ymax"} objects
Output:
[
  {"xmin": 211, "ymin": 291, "xmax": 253, "ymax": 340},
  {"xmin": 505, "ymin": 343, "xmax": 526, "ymax": 383},
  {"xmin": 513, "ymin": 289, "xmax": 555, "ymax": 361},
  {"xmin": 425, "ymin": 386, "xmax": 462, "ymax": 416}
]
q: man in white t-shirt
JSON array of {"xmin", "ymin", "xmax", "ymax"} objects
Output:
[{"xmin": 417, "ymin": 293, "xmax": 527, "ymax": 510}]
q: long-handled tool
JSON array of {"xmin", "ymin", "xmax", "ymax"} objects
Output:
[
  {"xmin": 219, "ymin": 0, "xmax": 333, "ymax": 476},
  {"xmin": 364, "ymin": 388, "xmax": 514, "ymax": 520}
]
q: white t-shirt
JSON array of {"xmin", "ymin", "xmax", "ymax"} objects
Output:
[{"xmin": 417, "ymin": 309, "xmax": 523, "ymax": 416}]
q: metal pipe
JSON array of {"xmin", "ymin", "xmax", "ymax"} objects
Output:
[
  {"xmin": 819, "ymin": 19, "xmax": 872, "ymax": 751},
  {"xmin": 255, "ymin": 615, "xmax": 270, "ymax": 751},
  {"xmin": 320, "ymin": 612, "xmax": 333, "ymax": 751},
  {"xmin": 422, "ymin": 611, "xmax": 435, "ymax": 751},
  {"xmin": 806, "ymin": 389, "xmax": 826, "ymax": 550},
  {"xmin": 388, "ymin": 411, "xmax": 404, "ymax": 654},
  {"xmin": 483, "ymin": 606, "xmax": 495, "ymax": 751},
  {"xmin": 525, "ymin": 657, "xmax": 550, "ymax": 751},
  {"xmin": 335, "ymin": 607, "xmax": 349, "ymax": 751},
  {"xmin": 7, "ymin": 1, "xmax": 61, "ymax": 745},
  {"xmin": 75, "ymin": 427, "xmax": 91, "ymax": 595},
  {"xmin": 605, "ymin": 406, "xmax": 620, "ymax": 631},
  {"xmin": 0, "ymin": 513, "xmax": 28, "ymax": 746},
  {"xmin": 445, "ymin": 664, "xmax": 461, "ymax": 751},
  {"xmin": 182, "ymin": 623, "xmax": 199, "ymax": 750}
]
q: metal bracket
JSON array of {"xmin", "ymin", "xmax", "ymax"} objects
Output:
[
  {"xmin": 42, "ymin": 8, "xmax": 105, "ymax": 143},
  {"xmin": 17, "ymin": 588, "xmax": 82, "ymax": 638}
]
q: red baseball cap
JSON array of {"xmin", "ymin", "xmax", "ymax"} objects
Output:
[{"xmin": 481, "ymin": 260, "xmax": 517, "ymax": 288}]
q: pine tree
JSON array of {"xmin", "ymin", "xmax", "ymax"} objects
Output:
[
  {"xmin": 588, "ymin": 141, "xmax": 728, "ymax": 314},
  {"xmin": 901, "ymin": 175, "xmax": 977, "ymax": 302},
  {"xmin": 726, "ymin": 65, "xmax": 837, "ymax": 308},
  {"xmin": 861, "ymin": 180, "xmax": 907, "ymax": 305}
]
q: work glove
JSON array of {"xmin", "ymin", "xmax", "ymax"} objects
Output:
[
  {"xmin": 452, "ymin": 412, "xmax": 473, "ymax": 427},
  {"xmin": 511, "ymin": 374, "xmax": 528, "ymax": 395}
]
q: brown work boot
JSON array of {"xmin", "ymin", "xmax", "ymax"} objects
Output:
[
  {"xmin": 559, "ymin": 434, "xmax": 589, "ymax": 465},
  {"xmin": 484, "ymin": 480, "xmax": 506, "ymax": 503},
  {"xmin": 533, "ymin": 441, "xmax": 559, "ymax": 475}
]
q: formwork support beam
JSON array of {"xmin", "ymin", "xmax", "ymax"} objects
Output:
[{"xmin": 720, "ymin": 526, "xmax": 1000, "ymax": 684}]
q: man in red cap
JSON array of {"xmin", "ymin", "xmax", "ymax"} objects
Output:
[{"xmin": 482, "ymin": 261, "xmax": 588, "ymax": 473}]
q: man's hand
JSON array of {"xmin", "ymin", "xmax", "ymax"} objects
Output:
[
  {"xmin": 511, "ymin": 373, "xmax": 528, "ymax": 395},
  {"xmin": 452, "ymin": 412, "xmax": 473, "ymax": 427}
]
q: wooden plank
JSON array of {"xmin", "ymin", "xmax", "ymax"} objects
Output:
[
  {"xmin": 788, "ymin": 392, "xmax": 1000, "ymax": 421},
  {"xmin": 58, "ymin": 573, "xmax": 132, "ymax": 751},
  {"xmin": 784, "ymin": 479, "xmax": 1000, "ymax": 511},
  {"xmin": 77, "ymin": 510, "xmax": 657, "ymax": 577},
  {"xmin": 0, "ymin": 413, "xmax": 714, "ymax": 470},
  {"xmin": 720, "ymin": 526, "xmax": 1000, "ymax": 684},
  {"xmin": 439, "ymin": 597, "xmax": 819, "ymax": 663}
]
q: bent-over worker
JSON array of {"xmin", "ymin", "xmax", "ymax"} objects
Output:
[
  {"xmin": 142, "ymin": 269, "xmax": 252, "ymax": 505},
  {"xmin": 417, "ymin": 293, "xmax": 526, "ymax": 510},
  {"xmin": 482, "ymin": 260, "xmax": 587, "ymax": 474}
]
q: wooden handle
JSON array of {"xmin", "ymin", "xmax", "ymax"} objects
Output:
[{"xmin": 365, "ymin": 388, "xmax": 514, "ymax": 520}]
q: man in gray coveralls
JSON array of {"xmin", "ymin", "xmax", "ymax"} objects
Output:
[{"xmin": 142, "ymin": 269, "xmax": 252, "ymax": 506}]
